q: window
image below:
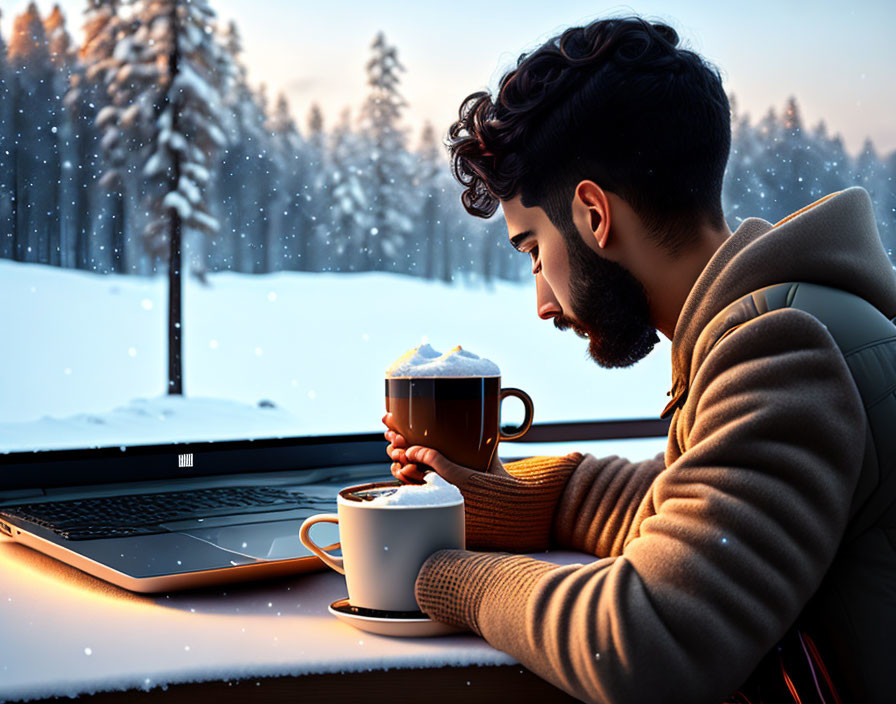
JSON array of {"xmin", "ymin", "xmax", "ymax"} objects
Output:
[{"xmin": 1, "ymin": 3, "xmax": 892, "ymax": 456}]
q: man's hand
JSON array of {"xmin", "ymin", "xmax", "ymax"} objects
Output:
[
  {"xmin": 384, "ymin": 413, "xmax": 584, "ymax": 552},
  {"xmin": 382, "ymin": 412, "xmax": 510, "ymax": 484}
]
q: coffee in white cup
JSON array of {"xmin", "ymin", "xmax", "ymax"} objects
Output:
[{"xmin": 299, "ymin": 473, "xmax": 464, "ymax": 613}]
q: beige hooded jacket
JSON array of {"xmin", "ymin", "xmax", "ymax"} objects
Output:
[{"xmin": 415, "ymin": 187, "xmax": 896, "ymax": 703}]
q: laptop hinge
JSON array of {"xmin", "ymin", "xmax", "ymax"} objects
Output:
[{"xmin": 0, "ymin": 488, "xmax": 46, "ymax": 504}]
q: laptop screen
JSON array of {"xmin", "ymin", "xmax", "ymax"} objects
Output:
[{"xmin": 0, "ymin": 3, "xmax": 891, "ymax": 458}]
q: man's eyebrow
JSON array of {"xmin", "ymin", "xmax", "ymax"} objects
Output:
[{"xmin": 509, "ymin": 230, "xmax": 534, "ymax": 252}]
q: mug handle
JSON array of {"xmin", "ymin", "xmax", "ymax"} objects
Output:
[
  {"xmin": 299, "ymin": 514, "xmax": 344, "ymax": 574},
  {"xmin": 499, "ymin": 387, "xmax": 534, "ymax": 441}
]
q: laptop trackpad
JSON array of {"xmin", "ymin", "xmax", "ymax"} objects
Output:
[{"xmin": 179, "ymin": 520, "xmax": 340, "ymax": 560}]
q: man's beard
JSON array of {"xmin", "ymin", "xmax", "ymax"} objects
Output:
[{"xmin": 553, "ymin": 224, "xmax": 660, "ymax": 368}]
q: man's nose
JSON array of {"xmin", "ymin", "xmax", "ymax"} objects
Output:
[{"xmin": 536, "ymin": 272, "xmax": 561, "ymax": 320}]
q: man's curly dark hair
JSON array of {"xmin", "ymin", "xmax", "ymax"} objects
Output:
[{"xmin": 447, "ymin": 16, "xmax": 731, "ymax": 255}]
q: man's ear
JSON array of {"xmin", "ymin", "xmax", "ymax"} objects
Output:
[{"xmin": 573, "ymin": 181, "xmax": 611, "ymax": 249}]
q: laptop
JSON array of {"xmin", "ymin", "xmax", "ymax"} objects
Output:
[{"xmin": 0, "ymin": 433, "xmax": 393, "ymax": 592}]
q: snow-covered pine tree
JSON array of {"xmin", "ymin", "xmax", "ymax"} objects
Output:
[
  {"xmin": 9, "ymin": 3, "xmax": 59, "ymax": 265},
  {"xmin": 206, "ymin": 19, "xmax": 238, "ymax": 272},
  {"xmin": 44, "ymin": 5, "xmax": 77, "ymax": 269},
  {"xmin": 302, "ymin": 102, "xmax": 328, "ymax": 271},
  {"xmin": 810, "ymin": 120, "xmax": 852, "ymax": 198},
  {"xmin": 250, "ymin": 83, "xmax": 279, "ymax": 274},
  {"xmin": 216, "ymin": 21, "xmax": 269, "ymax": 274},
  {"xmin": 722, "ymin": 95, "xmax": 766, "ymax": 228},
  {"xmin": 722, "ymin": 96, "xmax": 896, "ymax": 250},
  {"xmin": 854, "ymin": 138, "xmax": 885, "ymax": 198},
  {"xmin": 103, "ymin": 0, "xmax": 228, "ymax": 395},
  {"xmin": 748, "ymin": 106, "xmax": 786, "ymax": 220},
  {"xmin": 44, "ymin": 5, "xmax": 73, "ymax": 66},
  {"xmin": 325, "ymin": 106, "xmax": 369, "ymax": 272},
  {"xmin": 416, "ymin": 121, "xmax": 446, "ymax": 281},
  {"xmin": 439, "ymin": 209, "xmax": 463, "ymax": 285},
  {"xmin": 775, "ymin": 96, "xmax": 826, "ymax": 216},
  {"xmin": 268, "ymin": 93, "xmax": 309, "ymax": 272},
  {"xmin": 358, "ymin": 32, "xmax": 414, "ymax": 273},
  {"xmin": 67, "ymin": 0, "xmax": 122, "ymax": 272},
  {"xmin": 486, "ymin": 214, "xmax": 529, "ymax": 286},
  {"xmin": 853, "ymin": 138, "xmax": 893, "ymax": 253},
  {"xmin": 480, "ymin": 217, "xmax": 507, "ymax": 288},
  {"xmin": 881, "ymin": 150, "xmax": 896, "ymax": 263},
  {"xmin": 0, "ymin": 11, "xmax": 14, "ymax": 261},
  {"xmin": 80, "ymin": 0, "xmax": 123, "ymax": 85},
  {"xmin": 307, "ymin": 104, "xmax": 324, "ymax": 149}
]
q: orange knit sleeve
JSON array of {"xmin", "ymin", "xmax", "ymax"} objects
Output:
[{"xmin": 459, "ymin": 453, "xmax": 583, "ymax": 552}]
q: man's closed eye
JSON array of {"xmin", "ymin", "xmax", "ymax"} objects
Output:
[{"xmin": 527, "ymin": 245, "xmax": 541, "ymax": 273}]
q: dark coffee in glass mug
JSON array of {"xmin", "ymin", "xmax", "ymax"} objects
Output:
[{"xmin": 385, "ymin": 375, "xmax": 533, "ymax": 471}]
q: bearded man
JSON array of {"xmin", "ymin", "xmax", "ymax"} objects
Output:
[{"xmin": 384, "ymin": 16, "xmax": 896, "ymax": 703}]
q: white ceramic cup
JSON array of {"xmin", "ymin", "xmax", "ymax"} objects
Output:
[{"xmin": 299, "ymin": 481, "xmax": 465, "ymax": 612}]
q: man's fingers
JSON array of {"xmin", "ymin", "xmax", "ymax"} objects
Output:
[
  {"xmin": 385, "ymin": 430, "xmax": 409, "ymax": 463},
  {"xmin": 392, "ymin": 462, "xmax": 426, "ymax": 484},
  {"xmin": 385, "ymin": 431, "xmax": 407, "ymax": 449},
  {"xmin": 404, "ymin": 446, "xmax": 474, "ymax": 487},
  {"xmin": 382, "ymin": 413, "xmax": 401, "ymax": 433},
  {"xmin": 401, "ymin": 465, "xmax": 427, "ymax": 484},
  {"xmin": 387, "ymin": 435, "xmax": 478, "ymax": 487}
]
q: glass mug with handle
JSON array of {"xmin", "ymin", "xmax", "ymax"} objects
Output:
[{"xmin": 385, "ymin": 345, "xmax": 534, "ymax": 472}]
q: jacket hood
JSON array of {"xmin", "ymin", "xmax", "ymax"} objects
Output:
[{"xmin": 670, "ymin": 187, "xmax": 896, "ymax": 391}]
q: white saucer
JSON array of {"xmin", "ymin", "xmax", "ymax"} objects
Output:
[{"xmin": 328, "ymin": 598, "xmax": 465, "ymax": 637}]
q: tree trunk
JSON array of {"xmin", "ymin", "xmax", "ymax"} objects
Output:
[
  {"xmin": 423, "ymin": 192, "xmax": 437, "ymax": 280},
  {"xmin": 295, "ymin": 201, "xmax": 309, "ymax": 272},
  {"xmin": 440, "ymin": 220, "xmax": 452, "ymax": 284},
  {"xmin": 73, "ymin": 113, "xmax": 90, "ymax": 270},
  {"xmin": 9, "ymin": 123, "xmax": 22, "ymax": 261},
  {"xmin": 112, "ymin": 188, "xmax": 126, "ymax": 273},
  {"xmin": 482, "ymin": 231, "xmax": 493, "ymax": 290},
  {"xmin": 168, "ymin": 208, "xmax": 183, "ymax": 395},
  {"xmin": 167, "ymin": 0, "xmax": 183, "ymax": 395},
  {"xmin": 48, "ymin": 119, "xmax": 62, "ymax": 268},
  {"xmin": 14, "ymin": 140, "xmax": 27, "ymax": 262}
]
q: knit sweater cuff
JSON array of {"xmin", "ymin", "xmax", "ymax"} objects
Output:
[
  {"xmin": 462, "ymin": 453, "xmax": 583, "ymax": 552},
  {"xmin": 415, "ymin": 549, "xmax": 558, "ymax": 636}
]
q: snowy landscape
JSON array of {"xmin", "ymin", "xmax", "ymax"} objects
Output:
[{"xmin": 0, "ymin": 257, "xmax": 672, "ymax": 454}]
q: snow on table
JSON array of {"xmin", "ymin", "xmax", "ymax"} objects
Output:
[{"xmin": 0, "ymin": 534, "xmax": 598, "ymax": 702}]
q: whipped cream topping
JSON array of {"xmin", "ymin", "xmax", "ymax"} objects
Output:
[
  {"xmin": 386, "ymin": 344, "xmax": 500, "ymax": 378},
  {"xmin": 364, "ymin": 472, "xmax": 463, "ymax": 507}
]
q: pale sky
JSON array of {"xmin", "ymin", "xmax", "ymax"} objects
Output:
[{"xmin": 3, "ymin": 0, "xmax": 895, "ymax": 156}]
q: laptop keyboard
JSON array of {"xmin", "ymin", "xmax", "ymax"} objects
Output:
[{"xmin": 0, "ymin": 486, "xmax": 334, "ymax": 541}]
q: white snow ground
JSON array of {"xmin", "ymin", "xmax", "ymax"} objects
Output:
[{"xmin": 0, "ymin": 260, "xmax": 672, "ymax": 456}]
